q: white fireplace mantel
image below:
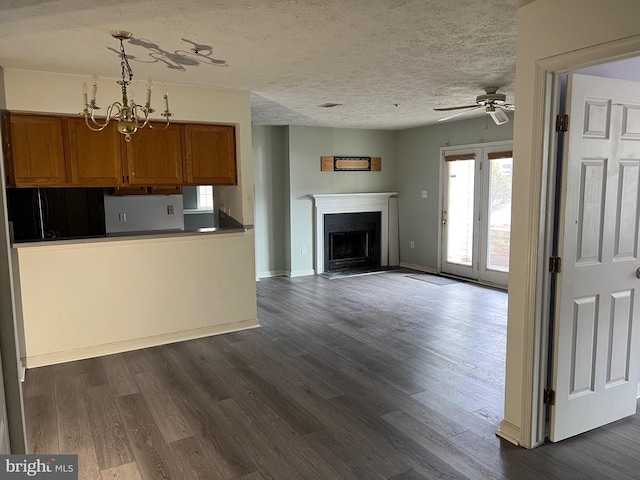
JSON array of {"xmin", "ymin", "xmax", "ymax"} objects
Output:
[{"xmin": 309, "ymin": 192, "xmax": 398, "ymax": 274}]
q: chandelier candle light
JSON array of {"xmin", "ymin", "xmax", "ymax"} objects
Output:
[{"xmin": 81, "ymin": 30, "xmax": 173, "ymax": 141}]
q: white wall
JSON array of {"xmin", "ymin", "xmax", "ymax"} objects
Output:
[
  {"xmin": 104, "ymin": 194, "xmax": 184, "ymax": 233},
  {"xmin": 503, "ymin": 0, "xmax": 640, "ymax": 448}
]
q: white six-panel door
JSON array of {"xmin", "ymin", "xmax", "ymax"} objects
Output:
[{"xmin": 550, "ymin": 74, "xmax": 640, "ymax": 441}]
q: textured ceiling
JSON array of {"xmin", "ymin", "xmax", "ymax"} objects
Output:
[{"xmin": 0, "ymin": 0, "xmax": 519, "ymax": 129}]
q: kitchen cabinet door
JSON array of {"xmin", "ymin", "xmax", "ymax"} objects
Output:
[
  {"xmin": 184, "ymin": 124, "xmax": 237, "ymax": 185},
  {"xmin": 65, "ymin": 118, "xmax": 124, "ymax": 186},
  {"xmin": 110, "ymin": 186, "xmax": 183, "ymax": 195},
  {"xmin": 148, "ymin": 185, "xmax": 183, "ymax": 195},
  {"xmin": 124, "ymin": 123, "xmax": 183, "ymax": 185},
  {"xmin": 3, "ymin": 114, "xmax": 67, "ymax": 186},
  {"xmin": 110, "ymin": 186, "xmax": 149, "ymax": 195}
]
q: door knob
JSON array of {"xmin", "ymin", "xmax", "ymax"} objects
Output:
[{"xmin": 636, "ymin": 267, "xmax": 640, "ymax": 279}]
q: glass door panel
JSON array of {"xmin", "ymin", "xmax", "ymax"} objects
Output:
[
  {"xmin": 442, "ymin": 150, "xmax": 480, "ymax": 280},
  {"xmin": 446, "ymin": 159, "xmax": 475, "ymax": 266},
  {"xmin": 486, "ymin": 157, "xmax": 512, "ymax": 273}
]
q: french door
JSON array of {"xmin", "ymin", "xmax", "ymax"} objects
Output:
[{"xmin": 441, "ymin": 142, "xmax": 513, "ymax": 287}]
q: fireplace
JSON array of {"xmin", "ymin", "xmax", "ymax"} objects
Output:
[
  {"xmin": 309, "ymin": 192, "xmax": 399, "ymax": 275},
  {"xmin": 324, "ymin": 212, "xmax": 381, "ymax": 272}
]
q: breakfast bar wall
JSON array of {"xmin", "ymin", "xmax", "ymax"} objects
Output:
[{"xmin": 3, "ymin": 68, "xmax": 257, "ymax": 367}]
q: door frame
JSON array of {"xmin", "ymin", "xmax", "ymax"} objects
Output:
[
  {"xmin": 524, "ymin": 37, "xmax": 640, "ymax": 449},
  {"xmin": 439, "ymin": 140, "xmax": 513, "ymax": 287}
]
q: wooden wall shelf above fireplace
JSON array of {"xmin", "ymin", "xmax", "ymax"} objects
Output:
[{"xmin": 321, "ymin": 156, "xmax": 381, "ymax": 172}]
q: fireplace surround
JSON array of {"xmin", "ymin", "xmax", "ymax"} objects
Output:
[{"xmin": 309, "ymin": 192, "xmax": 398, "ymax": 275}]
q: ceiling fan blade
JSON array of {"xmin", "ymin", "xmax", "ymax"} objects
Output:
[
  {"xmin": 438, "ymin": 106, "xmax": 485, "ymax": 122},
  {"xmin": 434, "ymin": 104, "xmax": 479, "ymax": 112},
  {"xmin": 501, "ymin": 104, "xmax": 515, "ymax": 111}
]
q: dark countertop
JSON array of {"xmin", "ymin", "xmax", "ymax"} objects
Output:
[{"xmin": 12, "ymin": 225, "xmax": 253, "ymax": 248}]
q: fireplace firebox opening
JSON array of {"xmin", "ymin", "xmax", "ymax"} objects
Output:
[{"xmin": 324, "ymin": 212, "xmax": 381, "ymax": 272}]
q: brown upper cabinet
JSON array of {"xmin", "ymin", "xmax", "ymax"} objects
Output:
[
  {"xmin": 124, "ymin": 123, "xmax": 183, "ymax": 185},
  {"xmin": 2, "ymin": 113, "xmax": 67, "ymax": 187},
  {"xmin": 65, "ymin": 117, "xmax": 124, "ymax": 186},
  {"xmin": 2, "ymin": 112, "xmax": 237, "ymax": 188},
  {"xmin": 184, "ymin": 124, "xmax": 237, "ymax": 185}
]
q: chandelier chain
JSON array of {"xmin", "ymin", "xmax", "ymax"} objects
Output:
[{"xmin": 120, "ymin": 39, "xmax": 133, "ymax": 84}]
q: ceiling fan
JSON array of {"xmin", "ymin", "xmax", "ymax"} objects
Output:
[{"xmin": 434, "ymin": 87, "xmax": 515, "ymax": 125}]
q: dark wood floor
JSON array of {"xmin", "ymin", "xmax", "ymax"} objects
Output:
[{"xmin": 24, "ymin": 270, "xmax": 640, "ymax": 479}]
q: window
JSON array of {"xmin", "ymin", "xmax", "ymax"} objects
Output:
[{"xmin": 197, "ymin": 186, "xmax": 213, "ymax": 209}]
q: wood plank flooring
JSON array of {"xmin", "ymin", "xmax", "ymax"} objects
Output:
[{"xmin": 24, "ymin": 270, "xmax": 640, "ymax": 479}]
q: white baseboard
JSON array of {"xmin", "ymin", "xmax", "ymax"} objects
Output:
[
  {"xmin": 286, "ymin": 269, "xmax": 316, "ymax": 278},
  {"xmin": 399, "ymin": 262, "xmax": 439, "ymax": 274},
  {"xmin": 257, "ymin": 270, "xmax": 286, "ymax": 279},
  {"xmin": 496, "ymin": 420, "xmax": 521, "ymax": 446},
  {"xmin": 24, "ymin": 318, "xmax": 260, "ymax": 368}
]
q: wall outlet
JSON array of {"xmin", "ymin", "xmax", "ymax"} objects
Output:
[
  {"xmin": 167, "ymin": 205, "xmax": 175, "ymax": 215},
  {"xmin": 410, "ymin": 241, "xmax": 415, "ymax": 248},
  {"xmin": 118, "ymin": 212, "xmax": 126, "ymax": 222},
  {"xmin": 301, "ymin": 246, "xmax": 307, "ymax": 255},
  {"xmin": 421, "ymin": 190, "xmax": 428, "ymax": 198}
]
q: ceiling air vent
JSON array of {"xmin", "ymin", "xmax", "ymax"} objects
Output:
[{"xmin": 319, "ymin": 103, "xmax": 343, "ymax": 108}]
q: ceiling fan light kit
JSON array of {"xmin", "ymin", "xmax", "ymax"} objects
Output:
[
  {"xmin": 488, "ymin": 105, "xmax": 510, "ymax": 125},
  {"xmin": 81, "ymin": 30, "xmax": 174, "ymax": 141},
  {"xmin": 434, "ymin": 87, "xmax": 514, "ymax": 125}
]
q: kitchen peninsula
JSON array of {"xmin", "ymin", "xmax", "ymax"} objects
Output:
[
  {"xmin": 2, "ymin": 68, "xmax": 258, "ymax": 370},
  {"xmin": 12, "ymin": 225, "xmax": 257, "ymax": 368}
]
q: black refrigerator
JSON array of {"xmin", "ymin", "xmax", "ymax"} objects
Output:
[{"xmin": 6, "ymin": 188, "xmax": 106, "ymax": 242}]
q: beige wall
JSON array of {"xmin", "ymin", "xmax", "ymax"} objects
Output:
[
  {"xmin": 504, "ymin": 0, "xmax": 640, "ymax": 447},
  {"xmin": 14, "ymin": 233, "xmax": 258, "ymax": 366}
]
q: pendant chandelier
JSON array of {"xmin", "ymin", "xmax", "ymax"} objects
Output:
[{"xmin": 81, "ymin": 30, "xmax": 173, "ymax": 141}]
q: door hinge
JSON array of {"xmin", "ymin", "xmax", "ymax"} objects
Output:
[
  {"xmin": 556, "ymin": 114, "xmax": 569, "ymax": 132},
  {"xmin": 549, "ymin": 256, "xmax": 561, "ymax": 273},
  {"xmin": 544, "ymin": 388, "xmax": 556, "ymax": 405},
  {"xmin": 479, "ymin": 160, "xmax": 483, "ymax": 170}
]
